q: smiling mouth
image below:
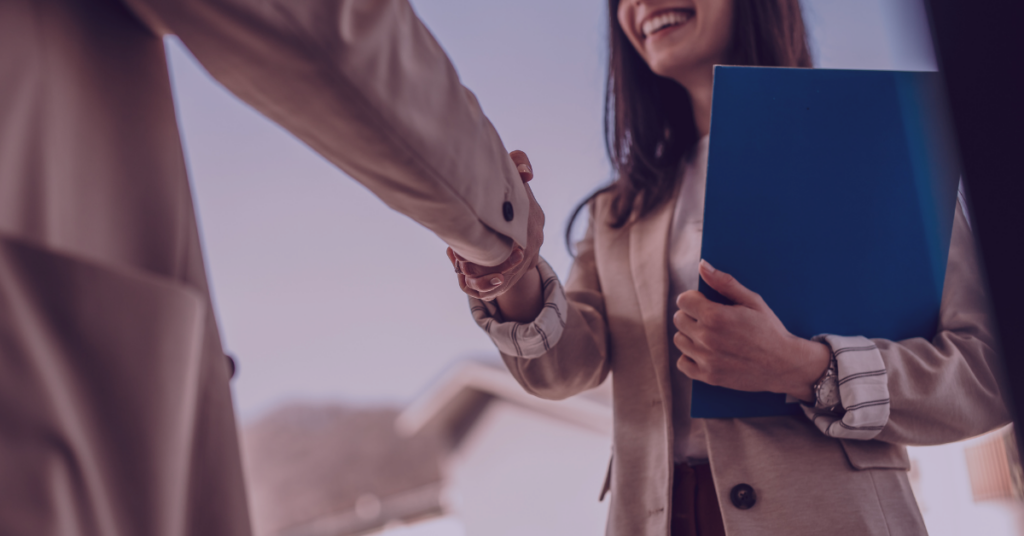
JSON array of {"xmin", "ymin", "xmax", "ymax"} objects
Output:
[{"xmin": 641, "ymin": 9, "xmax": 695, "ymax": 39}]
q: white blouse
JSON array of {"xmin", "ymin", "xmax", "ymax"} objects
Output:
[{"xmin": 665, "ymin": 135, "xmax": 711, "ymax": 464}]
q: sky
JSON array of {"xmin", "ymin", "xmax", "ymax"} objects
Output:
[{"xmin": 165, "ymin": 0, "xmax": 937, "ymax": 422}]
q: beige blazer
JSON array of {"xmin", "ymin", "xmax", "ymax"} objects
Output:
[
  {"xmin": 0, "ymin": 0, "xmax": 526, "ymax": 534},
  {"xmin": 501, "ymin": 191, "xmax": 1009, "ymax": 536}
]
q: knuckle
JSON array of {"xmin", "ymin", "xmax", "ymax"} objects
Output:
[
  {"xmin": 701, "ymin": 308, "xmax": 720, "ymax": 327},
  {"xmin": 700, "ymin": 360, "xmax": 720, "ymax": 381},
  {"xmin": 703, "ymin": 327, "xmax": 723, "ymax": 347},
  {"xmin": 691, "ymin": 325, "xmax": 711, "ymax": 347}
]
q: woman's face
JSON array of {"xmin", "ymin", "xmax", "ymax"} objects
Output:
[{"xmin": 617, "ymin": 0, "xmax": 735, "ymax": 84}]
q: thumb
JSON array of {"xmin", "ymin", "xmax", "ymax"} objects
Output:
[
  {"xmin": 698, "ymin": 259, "xmax": 764, "ymax": 310},
  {"xmin": 509, "ymin": 150, "xmax": 534, "ymax": 183}
]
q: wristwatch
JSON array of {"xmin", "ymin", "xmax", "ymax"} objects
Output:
[{"xmin": 812, "ymin": 352, "xmax": 841, "ymax": 412}]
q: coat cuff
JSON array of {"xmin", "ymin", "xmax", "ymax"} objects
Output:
[
  {"xmin": 802, "ymin": 334, "xmax": 890, "ymax": 440},
  {"xmin": 468, "ymin": 258, "xmax": 567, "ymax": 358}
]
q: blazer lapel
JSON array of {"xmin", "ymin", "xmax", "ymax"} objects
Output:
[{"xmin": 628, "ymin": 194, "xmax": 676, "ymax": 406}]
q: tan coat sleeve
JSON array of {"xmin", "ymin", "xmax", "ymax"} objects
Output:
[
  {"xmin": 501, "ymin": 213, "xmax": 612, "ymax": 400},
  {"xmin": 121, "ymin": 0, "xmax": 528, "ymax": 266},
  {"xmin": 873, "ymin": 203, "xmax": 1011, "ymax": 445}
]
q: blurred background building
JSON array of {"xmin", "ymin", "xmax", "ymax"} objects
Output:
[
  {"xmin": 242, "ymin": 361, "xmax": 612, "ymax": 536},
  {"xmin": 163, "ymin": 0, "xmax": 1024, "ymax": 534},
  {"xmin": 240, "ymin": 360, "xmax": 1024, "ymax": 536},
  {"xmin": 907, "ymin": 427, "xmax": 1024, "ymax": 535}
]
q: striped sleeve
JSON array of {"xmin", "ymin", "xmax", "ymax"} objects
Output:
[
  {"xmin": 803, "ymin": 334, "xmax": 890, "ymax": 440},
  {"xmin": 468, "ymin": 258, "xmax": 567, "ymax": 359}
]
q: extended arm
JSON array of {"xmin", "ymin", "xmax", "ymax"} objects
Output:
[
  {"xmin": 465, "ymin": 212, "xmax": 612, "ymax": 400},
  {"xmin": 122, "ymin": 0, "xmax": 527, "ymax": 266}
]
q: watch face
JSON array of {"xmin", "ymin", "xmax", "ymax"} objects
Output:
[{"xmin": 817, "ymin": 373, "xmax": 840, "ymax": 409}]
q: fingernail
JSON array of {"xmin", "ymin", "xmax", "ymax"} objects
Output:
[
  {"xmin": 490, "ymin": 277, "xmax": 503, "ymax": 287},
  {"xmin": 517, "ymin": 163, "xmax": 532, "ymax": 175},
  {"xmin": 509, "ymin": 249, "xmax": 524, "ymax": 265},
  {"xmin": 700, "ymin": 259, "xmax": 716, "ymax": 273}
]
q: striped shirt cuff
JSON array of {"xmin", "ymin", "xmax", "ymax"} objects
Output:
[
  {"xmin": 803, "ymin": 334, "xmax": 890, "ymax": 441},
  {"xmin": 468, "ymin": 258, "xmax": 567, "ymax": 358}
]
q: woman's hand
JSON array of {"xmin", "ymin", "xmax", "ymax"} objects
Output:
[
  {"xmin": 445, "ymin": 150, "xmax": 545, "ymax": 322},
  {"xmin": 673, "ymin": 260, "xmax": 831, "ymax": 402}
]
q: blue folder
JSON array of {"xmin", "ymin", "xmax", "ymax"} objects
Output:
[{"xmin": 690, "ymin": 66, "xmax": 961, "ymax": 419}]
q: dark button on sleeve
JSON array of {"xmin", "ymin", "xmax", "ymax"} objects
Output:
[
  {"xmin": 502, "ymin": 201, "xmax": 514, "ymax": 222},
  {"xmin": 729, "ymin": 483, "xmax": 756, "ymax": 510}
]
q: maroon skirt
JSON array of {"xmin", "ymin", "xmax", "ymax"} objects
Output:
[{"xmin": 672, "ymin": 463, "xmax": 726, "ymax": 536}]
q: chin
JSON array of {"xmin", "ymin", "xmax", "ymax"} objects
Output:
[
  {"xmin": 647, "ymin": 56, "xmax": 688, "ymax": 81},
  {"xmin": 646, "ymin": 48, "xmax": 712, "ymax": 87}
]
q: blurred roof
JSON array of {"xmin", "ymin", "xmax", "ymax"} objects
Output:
[
  {"xmin": 396, "ymin": 360, "xmax": 612, "ymax": 443},
  {"xmin": 241, "ymin": 360, "xmax": 612, "ymax": 536},
  {"xmin": 241, "ymin": 404, "xmax": 445, "ymax": 536}
]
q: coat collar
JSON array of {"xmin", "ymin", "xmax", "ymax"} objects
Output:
[{"xmin": 628, "ymin": 187, "xmax": 679, "ymax": 404}]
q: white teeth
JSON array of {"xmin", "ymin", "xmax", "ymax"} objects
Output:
[{"xmin": 641, "ymin": 10, "xmax": 693, "ymax": 38}]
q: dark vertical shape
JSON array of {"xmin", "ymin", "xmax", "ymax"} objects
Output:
[{"xmin": 924, "ymin": 0, "xmax": 1024, "ymax": 457}]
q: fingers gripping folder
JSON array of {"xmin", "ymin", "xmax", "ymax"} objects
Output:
[{"xmin": 692, "ymin": 67, "xmax": 960, "ymax": 419}]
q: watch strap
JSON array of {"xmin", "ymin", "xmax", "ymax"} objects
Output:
[{"xmin": 811, "ymin": 342, "xmax": 841, "ymax": 411}]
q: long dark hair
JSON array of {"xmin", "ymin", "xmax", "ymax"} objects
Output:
[{"xmin": 566, "ymin": 0, "xmax": 813, "ymax": 252}]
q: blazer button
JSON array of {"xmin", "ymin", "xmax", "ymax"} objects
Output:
[
  {"xmin": 225, "ymin": 354, "xmax": 237, "ymax": 379},
  {"xmin": 730, "ymin": 484, "xmax": 756, "ymax": 510},
  {"xmin": 502, "ymin": 201, "xmax": 514, "ymax": 222}
]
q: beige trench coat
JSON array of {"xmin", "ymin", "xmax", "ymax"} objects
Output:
[
  {"xmin": 0, "ymin": 0, "xmax": 528, "ymax": 534},
  {"xmin": 501, "ymin": 190, "xmax": 1009, "ymax": 536}
]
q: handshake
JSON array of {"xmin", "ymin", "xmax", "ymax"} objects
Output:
[{"xmin": 446, "ymin": 150, "xmax": 545, "ymax": 302}]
